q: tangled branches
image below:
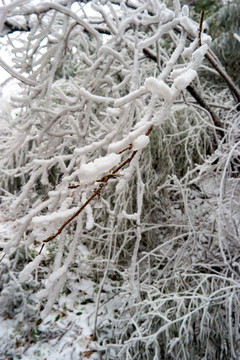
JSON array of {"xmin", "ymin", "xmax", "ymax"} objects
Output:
[{"xmin": 0, "ymin": 1, "xmax": 239, "ymax": 359}]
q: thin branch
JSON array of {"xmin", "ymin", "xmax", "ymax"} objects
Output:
[
  {"xmin": 0, "ymin": 57, "xmax": 37, "ymax": 86},
  {"xmin": 173, "ymin": 100, "xmax": 232, "ymax": 110},
  {"xmin": 198, "ymin": 9, "xmax": 205, "ymax": 47},
  {"xmin": 42, "ymin": 184, "xmax": 104, "ymax": 243},
  {"xmin": 142, "ymin": 45, "xmax": 224, "ymax": 131},
  {"xmin": 205, "ymin": 49, "xmax": 240, "ymax": 104},
  {"xmin": 42, "ymin": 153, "xmax": 133, "ymax": 243},
  {"xmin": 186, "ymin": 83, "xmax": 224, "ymax": 136},
  {"xmin": 118, "ymin": 144, "xmax": 133, "ymax": 154},
  {"xmin": 42, "ymin": 126, "xmax": 153, "ymax": 243},
  {"xmin": 175, "ymin": 24, "xmax": 240, "ymax": 104}
]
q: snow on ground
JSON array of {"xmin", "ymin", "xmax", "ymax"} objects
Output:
[
  {"xmin": 0, "ymin": 245, "xmax": 105, "ymax": 360},
  {"xmin": 0, "ymin": 292, "xmax": 99, "ymax": 360},
  {"xmin": 0, "ymin": 212, "xmax": 120, "ymax": 359},
  {"xmin": 0, "ymin": 209, "xmax": 98, "ymax": 359}
]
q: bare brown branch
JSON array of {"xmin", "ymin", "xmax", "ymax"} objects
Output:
[{"xmin": 198, "ymin": 9, "xmax": 205, "ymax": 47}]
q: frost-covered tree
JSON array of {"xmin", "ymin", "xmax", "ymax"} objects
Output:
[{"xmin": 0, "ymin": 0, "xmax": 240, "ymax": 359}]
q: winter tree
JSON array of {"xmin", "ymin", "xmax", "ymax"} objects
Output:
[{"xmin": 0, "ymin": 0, "xmax": 239, "ymax": 359}]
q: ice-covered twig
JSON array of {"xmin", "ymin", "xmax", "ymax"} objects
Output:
[
  {"xmin": 42, "ymin": 126, "xmax": 153, "ymax": 243},
  {"xmin": 0, "ymin": 57, "xmax": 37, "ymax": 86}
]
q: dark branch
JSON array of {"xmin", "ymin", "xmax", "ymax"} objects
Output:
[
  {"xmin": 1, "ymin": 20, "xmax": 30, "ymax": 37},
  {"xmin": 187, "ymin": 83, "xmax": 225, "ymax": 137}
]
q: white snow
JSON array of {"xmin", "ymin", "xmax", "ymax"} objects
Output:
[
  {"xmin": 108, "ymin": 138, "xmax": 129, "ymax": 154},
  {"xmin": 201, "ymin": 33, "xmax": 211, "ymax": 46},
  {"xmin": 86, "ymin": 205, "xmax": 94, "ymax": 230},
  {"xmin": 170, "ymin": 67, "xmax": 187, "ymax": 79},
  {"xmin": 0, "ymin": 223, "xmax": 11, "ymax": 246},
  {"xmin": 74, "ymin": 130, "xmax": 118, "ymax": 156},
  {"xmin": 46, "ymin": 265, "xmax": 68, "ymax": 289},
  {"xmin": 160, "ymin": 9, "xmax": 175, "ymax": 24},
  {"xmin": 121, "ymin": 210, "xmax": 138, "ymax": 221},
  {"xmin": 114, "ymin": 86, "xmax": 147, "ymax": 107},
  {"xmin": 82, "ymin": 193, "xmax": 94, "ymax": 230},
  {"xmin": 182, "ymin": 38, "xmax": 198, "ymax": 58},
  {"xmin": 139, "ymin": 18, "xmax": 179, "ymax": 49},
  {"xmin": 181, "ymin": 4, "xmax": 189, "ymax": 16},
  {"xmin": 234, "ymin": 33, "xmax": 240, "ymax": 43},
  {"xmin": 180, "ymin": 16, "xmax": 197, "ymax": 37},
  {"xmin": 173, "ymin": 69, "xmax": 197, "ymax": 90},
  {"xmin": 32, "ymin": 207, "xmax": 80, "ymax": 225},
  {"xmin": 173, "ymin": 0, "xmax": 181, "ymax": 16},
  {"xmin": 132, "ymin": 135, "xmax": 149, "ymax": 151},
  {"xmin": 78, "ymin": 153, "xmax": 121, "ymax": 181},
  {"xmin": 144, "ymin": 77, "xmax": 172, "ymax": 101},
  {"xmin": 107, "ymin": 106, "xmax": 124, "ymax": 117},
  {"xmin": 19, "ymin": 254, "xmax": 44, "ymax": 282},
  {"xmin": 191, "ymin": 44, "xmax": 209, "ymax": 68},
  {"xmin": 78, "ymin": 87, "xmax": 114, "ymax": 104}
]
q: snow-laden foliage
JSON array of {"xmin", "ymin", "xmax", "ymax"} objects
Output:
[{"xmin": 0, "ymin": 0, "xmax": 239, "ymax": 359}]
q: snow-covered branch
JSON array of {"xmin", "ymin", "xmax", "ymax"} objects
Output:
[{"xmin": 0, "ymin": 1, "xmax": 239, "ymax": 359}]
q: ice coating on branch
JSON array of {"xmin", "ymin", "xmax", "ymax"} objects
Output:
[
  {"xmin": 82, "ymin": 192, "xmax": 94, "ymax": 230},
  {"xmin": 114, "ymin": 87, "xmax": 147, "ymax": 107},
  {"xmin": 192, "ymin": 44, "xmax": 209, "ymax": 68},
  {"xmin": 78, "ymin": 153, "xmax": 121, "ymax": 181},
  {"xmin": 74, "ymin": 130, "xmax": 118, "ymax": 156},
  {"xmin": 142, "ymin": 4, "xmax": 174, "ymax": 25},
  {"xmin": 98, "ymin": 46, "xmax": 129, "ymax": 69},
  {"xmin": 78, "ymin": 87, "xmax": 114, "ymax": 104},
  {"xmin": 45, "ymin": 265, "xmax": 68, "ymax": 289},
  {"xmin": 121, "ymin": 210, "xmax": 138, "ymax": 221},
  {"xmin": 86, "ymin": 204, "xmax": 94, "ymax": 230},
  {"xmin": 108, "ymin": 138, "xmax": 129, "ymax": 154},
  {"xmin": 107, "ymin": 107, "xmax": 124, "ymax": 117},
  {"xmin": 41, "ymin": 167, "xmax": 48, "ymax": 185},
  {"xmin": 19, "ymin": 254, "xmax": 43, "ymax": 282},
  {"xmin": 182, "ymin": 38, "xmax": 198, "ymax": 58},
  {"xmin": 180, "ymin": 16, "xmax": 197, "ymax": 37},
  {"xmin": 80, "ymin": 53, "xmax": 92, "ymax": 67},
  {"xmin": 142, "ymin": 14, "xmax": 161, "ymax": 26},
  {"xmin": 170, "ymin": 67, "xmax": 187, "ymax": 79},
  {"xmin": 181, "ymin": 5, "xmax": 189, "ymax": 16},
  {"xmin": 234, "ymin": 33, "xmax": 240, "ymax": 43},
  {"xmin": 139, "ymin": 18, "xmax": 179, "ymax": 49},
  {"xmin": 161, "ymin": 9, "xmax": 175, "ymax": 23},
  {"xmin": 173, "ymin": 0, "xmax": 181, "ymax": 16},
  {"xmin": 173, "ymin": 69, "xmax": 197, "ymax": 90},
  {"xmin": 108, "ymin": 124, "xmax": 149, "ymax": 153},
  {"xmin": 32, "ymin": 207, "xmax": 80, "ymax": 225},
  {"xmin": 145, "ymin": 77, "xmax": 172, "ymax": 101},
  {"xmin": 132, "ymin": 135, "xmax": 150, "ymax": 151},
  {"xmin": 201, "ymin": 33, "xmax": 211, "ymax": 46}
]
